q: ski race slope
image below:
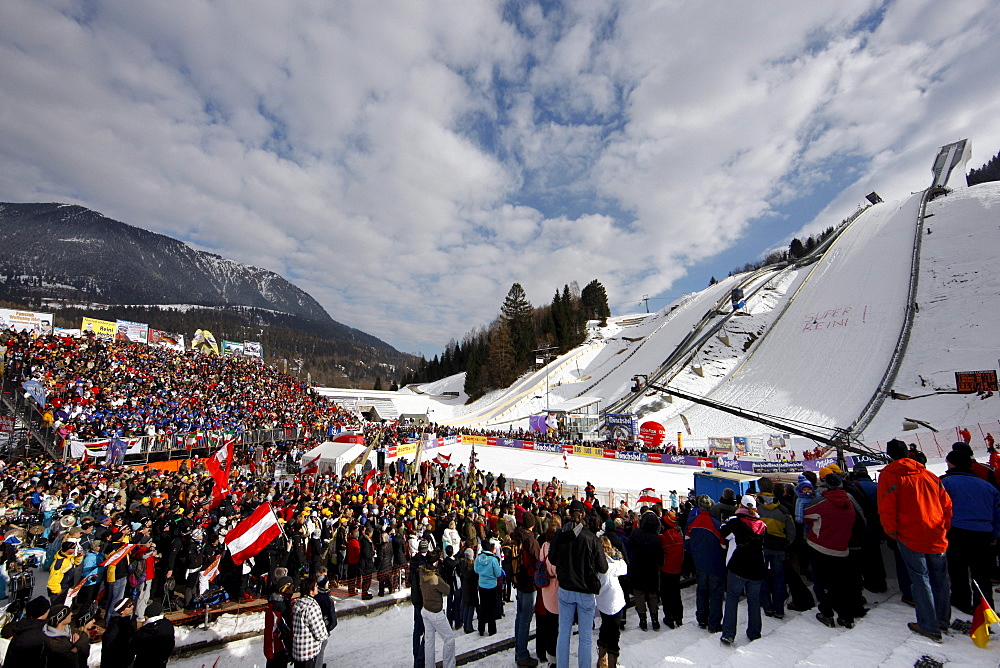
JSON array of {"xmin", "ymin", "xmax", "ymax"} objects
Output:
[{"xmin": 647, "ymin": 194, "xmax": 921, "ymax": 440}]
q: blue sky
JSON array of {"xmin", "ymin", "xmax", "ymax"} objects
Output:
[{"xmin": 1, "ymin": 1, "xmax": 999, "ymax": 356}]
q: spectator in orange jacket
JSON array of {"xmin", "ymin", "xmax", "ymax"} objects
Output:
[{"xmin": 878, "ymin": 439, "xmax": 953, "ymax": 642}]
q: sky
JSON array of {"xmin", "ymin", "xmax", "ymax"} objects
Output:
[{"xmin": 2, "ymin": 1, "xmax": 999, "ymax": 356}]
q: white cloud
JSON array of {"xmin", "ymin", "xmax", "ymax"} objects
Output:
[{"xmin": 1, "ymin": 0, "xmax": 1000, "ymax": 354}]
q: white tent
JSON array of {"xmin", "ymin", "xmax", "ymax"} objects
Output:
[{"xmin": 301, "ymin": 440, "xmax": 368, "ymax": 476}]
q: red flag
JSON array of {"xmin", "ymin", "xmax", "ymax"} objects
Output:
[
  {"xmin": 300, "ymin": 454, "xmax": 321, "ymax": 478},
  {"xmin": 100, "ymin": 543, "xmax": 136, "ymax": 567},
  {"xmin": 206, "ymin": 437, "xmax": 235, "ymax": 508},
  {"xmin": 364, "ymin": 469, "xmax": 377, "ymax": 495},
  {"xmin": 203, "ymin": 554, "xmax": 222, "ymax": 583},
  {"xmin": 434, "ymin": 452, "xmax": 451, "ymax": 466},
  {"xmin": 225, "ymin": 502, "xmax": 281, "ymax": 565},
  {"xmin": 638, "ymin": 488, "xmax": 660, "ymax": 505}
]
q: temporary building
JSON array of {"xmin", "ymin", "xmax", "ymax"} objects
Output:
[{"xmin": 301, "ymin": 438, "xmax": 367, "ymax": 476}]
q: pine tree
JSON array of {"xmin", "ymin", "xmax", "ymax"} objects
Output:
[
  {"xmin": 501, "ymin": 283, "xmax": 536, "ymax": 369},
  {"xmin": 581, "ymin": 279, "xmax": 611, "ymax": 325},
  {"xmin": 789, "ymin": 238, "xmax": 806, "ymax": 259},
  {"xmin": 373, "ymin": 376, "xmax": 383, "ymax": 390},
  {"xmin": 486, "ymin": 320, "xmax": 516, "ymax": 388},
  {"xmin": 968, "ymin": 150, "xmax": 1000, "ymax": 186}
]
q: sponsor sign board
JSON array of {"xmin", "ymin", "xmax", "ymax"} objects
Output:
[
  {"xmin": 81, "ymin": 317, "xmax": 117, "ymax": 339},
  {"xmin": 115, "ymin": 320, "xmax": 149, "ymax": 343},
  {"xmin": 0, "ymin": 308, "xmax": 53, "ymax": 335}
]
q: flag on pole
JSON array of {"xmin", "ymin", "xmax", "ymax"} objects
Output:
[
  {"xmin": 206, "ymin": 437, "xmax": 235, "ymax": 507},
  {"xmin": 300, "ymin": 453, "xmax": 321, "ymax": 478},
  {"xmin": 364, "ymin": 469, "xmax": 377, "ymax": 495},
  {"xmin": 638, "ymin": 488, "xmax": 660, "ymax": 505},
  {"xmin": 100, "ymin": 543, "xmax": 136, "ymax": 567},
  {"xmin": 434, "ymin": 452, "xmax": 451, "ymax": 467},
  {"xmin": 972, "ymin": 581, "xmax": 1000, "ymax": 648},
  {"xmin": 226, "ymin": 503, "xmax": 281, "ymax": 565},
  {"xmin": 64, "ymin": 577, "xmax": 88, "ymax": 605},
  {"xmin": 203, "ymin": 554, "xmax": 223, "ymax": 583}
]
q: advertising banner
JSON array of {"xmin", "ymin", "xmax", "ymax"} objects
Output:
[
  {"xmin": 528, "ymin": 415, "xmax": 548, "ymax": 432},
  {"xmin": 148, "ymin": 329, "xmax": 185, "ymax": 352},
  {"xmin": 605, "ymin": 414, "xmax": 638, "ymax": 440},
  {"xmin": 461, "ymin": 435, "xmax": 487, "ymax": 446},
  {"xmin": 222, "ymin": 340, "xmax": 245, "ymax": 356},
  {"xmin": 395, "ymin": 442, "xmax": 417, "ymax": 456},
  {"xmin": 802, "ymin": 457, "xmax": 838, "ymax": 472},
  {"xmin": 243, "ymin": 341, "xmax": 263, "ymax": 358},
  {"xmin": 0, "ymin": 415, "xmax": 14, "ymax": 434},
  {"xmin": 708, "ymin": 436, "xmax": 734, "ymax": 454},
  {"xmin": 497, "ymin": 438, "xmax": 521, "ymax": 448},
  {"xmin": 647, "ymin": 453, "xmax": 662, "ymax": 463},
  {"xmin": 115, "ymin": 320, "xmax": 149, "ymax": 343},
  {"xmin": 603, "ymin": 448, "xmax": 617, "ymax": 459},
  {"xmin": 639, "ymin": 421, "xmax": 666, "ymax": 449},
  {"xmin": 748, "ymin": 436, "xmax": 766, "ymax": 457},
  {"xmin": 522, "ymin": 441, "xmax": 535, "ymax": 450},
  {"xmin": 561, "ymin": 444, "xmax": 573, "ymax": 455},
  {"xmin": 69, "ymin": 437, "xmax": 143, "ymax": 458},
  {"xmin": 81, "ymin": 317, "xmax": 117, "ymax": 339},
  {"xmin": 614, "ymin": 450, "xmax": 648, "ymax": 463},
  {"xmin": 0, "ymin": 308, "xmax": 53, "ymax": 335},
  {"xmin": 734, "ymin": 437, "xmax": 748, "ymax": 456},
  {"xmin": 752, "ymin": 461, "xmax": 803, "ymax": 473},
  {"xmin": 533, "ymin": 442, "xmax": 563, "ymax": 454},
  {"xmin": 53, "ymin": 327, "xmax": 80, "ymax": 337}
]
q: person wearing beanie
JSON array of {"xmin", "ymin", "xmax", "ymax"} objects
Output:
[
  {"xmin": 879, "ymin": 437, "xmax": 952, "ymax": 641},
  {"xmin": 803, "ymin": 473, "xmax": 862, "ymax": 629},
  {"xmin": 719, "ymin": 495, "xmax": 767, "ymax": 646},
  {"xmin": 474, "ymin": 535, "xmax": 504, "ymax": 636},
  {"xmin": 41, "ymin": 604, "xmax": 83, "ymax": 667},
  {"xmin": 755, "ymin": 477, "xmax": 796, "ymax": 621},
  {"xmin": 686, "ymin": 493, "xmax": 726, "ymax": 632},
  {"xmin": 408, "ymin": 533, "xmax": 431, "ymax": 667},
  {"xmin": 420, "ymin": 550, "xmax": 456, "ymax": 668},
  {"xmin": 951, "ymin": 441, "xmax": 998, "ymax": 487},
  {"xmin": 0, "ymin": 595, "xmax": 50, "ymax": 665},
  {"xmin": 74, "ymin": 608, "xmax": 98, "ymax": 667},
  {"xmin": 101, "ymin": 597, "xmax": 137, "ymax": 668},
  {"xmin": 510, "ymin": 511, "xmax": 541, "ymax": 667},
  {"xmin": 940, "ymin": 450, "xmax": 1000, "ymax": 615},
  {"xmin": 264, "ymin": 576, "xmax": 295, "ymax": 667}
]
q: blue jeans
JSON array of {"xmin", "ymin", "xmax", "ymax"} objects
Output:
[
  {"xmin": 557, "ymin": 588, "xmax": 595, "ymax": 668},
  {"xmin": 413, "ymin": 603, "xmax": 425, "ymax": 668},
  {"xmin": 898, "ymin": 543, "xmax": 950, "ymax": 635},
  {"xmin": 760, "ymin": 549, "xmax": 787, "ymax": 616},
  {"xmin": 514, "ymin": 589, "xmax": 535, "ymax": 661},
  {"xmin": 695, "ymin": 571, "xmax": 725, "ymax": 631},
  {"xmin": 105, "ymin": 578, "xmax": 128, "ymax": 624},
  {"xmin": 722, "ymin": 572, "xmax": 762, "ymax": 641}
]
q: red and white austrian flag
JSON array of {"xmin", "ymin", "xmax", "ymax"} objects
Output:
[
  {"xmin": 638, "ymin": 488, "xmax": 660, "ymax": 505},
  {"xmin": 434, "ymin": 452, "xmax": 451, "ymax": 466},
  {"xmin": 225, "ymin": 502, "xmax": 281, "ymax": 565}
]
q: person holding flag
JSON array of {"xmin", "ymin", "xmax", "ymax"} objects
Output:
[{"xmin": 206, "ymin": 437, "xmax": 235, "ymax": 508}]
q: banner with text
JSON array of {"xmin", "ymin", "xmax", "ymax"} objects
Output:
[
  {"xmin": 0, "ymin": 309, "xmax": 53, "ymax": 335},
  {"xmin": 115, "ymin": 320, "xmax": 149, "ymax": 343},
  {"xmin": 81, "ymin": 317, "xmax": 117, "ymax": 339}
]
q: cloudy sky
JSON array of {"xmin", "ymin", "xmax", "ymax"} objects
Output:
[{"xmin": 2, "ymin": 1, "xmax": 999, "ymax": 355}]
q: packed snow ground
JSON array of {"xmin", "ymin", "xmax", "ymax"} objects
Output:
[{"xmin": 174, "ymin": 572, "xmax": 995, "ymax": 668}]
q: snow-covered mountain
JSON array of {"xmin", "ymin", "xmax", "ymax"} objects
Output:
[{"xmin": 0, "ymin": 202, "xmax": 330, "ymax": 321}]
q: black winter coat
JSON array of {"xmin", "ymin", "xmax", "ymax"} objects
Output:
[
  {"xmin": 133, "ymin": 617, "xmax": 175, "ymax": 668},
  {"xmin": 549, "ymin": 522, "xmax": 608, "ymax": 595},
  {"xmin": 1, "ymin": 617, "xmax": 47, "ymax": 665},
  {"xmin": 626, "ymin": 513, "xmax": 663, "ymax": 592}
]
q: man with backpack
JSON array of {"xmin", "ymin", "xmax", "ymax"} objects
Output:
[{"xmin": 510, "ymin": 512, "xmax": 540, "ymax": 667}]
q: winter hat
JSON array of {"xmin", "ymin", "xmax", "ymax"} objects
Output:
[
  {"xmin": 520, "ymin": 512, "xmax": 536, "ymax": 529},
  {"xmin": 946, "ymin": 450, "xmax": 972, "ymax": 469},
  {"xmin": 886, "ymin": 439, "xmax": 908, "ymax": 460},
  {"xmin": 464, "ymin": 548, "xmax": 475, "ymax": 560},
  {"xmin": 852, "ymin": 463, "xmax": 870, "ymax": 478},
  {"xmin": 113, "ymin": 597, "xmax": 135, "ymax": 614},
  {"xmin": 276, "ymin": 577, "xmax": 294, "ymax": 595},
  {"xmin": 144, "ymin": 601, "xmax": 162, "ymax": 618},
  {"xmin": 75, "ymin": 608, "xmax": 96, "ymax": 627},
  {"xmin": 697, "ymin": 495, "xmax": 714, "ymax": 510},
  {"xmin": 48, "ymin": 605, "xmax": 71, "ymax": 627},
  {"xmin": 740, "ymin": 495, "xmax": 757, "ymax": 509},
  {"xmin": 569, "ymin": 500, "xmax": 586, "ymax": 512},
  {"xmin": 418, "ymin": 539, "xmax": 429, "ymax": 554},
  {"xmin": 818, "ymin": 467, "xmax": 834, "ymax": 480},
  {"xmin": 952, "ymin": 442, "xmax": 974, "ymax": 456},
  {"xmin": 824, "ymin": 474, "xmax": 843, "ymax": 489},
  {"xmin": 26, "ymin": 596, "xmax": 50, "ymax": 618}
]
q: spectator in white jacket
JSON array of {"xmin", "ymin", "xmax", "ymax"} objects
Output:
[{"xmin": 596, "ymin": 535, "xmax": 628, "ymax": 668}]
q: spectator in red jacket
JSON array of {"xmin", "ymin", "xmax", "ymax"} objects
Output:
[
  {"xmin": 804, "ymin": 474, "xmax": 860, "ymax": 629},
  {"xmin": 658, "ymin": 511, "xmax": 685, "ymax": 629},
  {"xmin": 878, "ymin": 439, "xmax": 953, "ymax": 642},
  {"xmin": 346, "ymin": 530, "xmax": 362, "ymax": 596}
]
